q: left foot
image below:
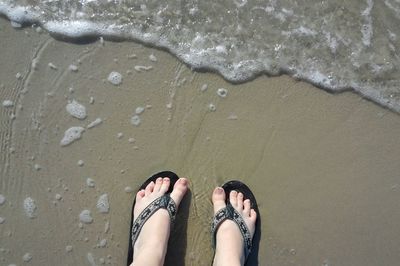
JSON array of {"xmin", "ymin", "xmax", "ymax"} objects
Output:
[{"xmin": 131, "ymin": 177, "xmax": 188, "ymax": 266}]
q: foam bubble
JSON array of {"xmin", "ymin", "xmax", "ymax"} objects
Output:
[
  {"xmin": 107, "ymin": 71, "xmax": 122, "ymax": 85},
  {"xmin": 23, "ymin": 253, "xmax": 32, "ymax": 262},
  {"xmin": 134, "ymin": 65, "xmax": 153, "ymax": 72},
  {"xmin": 217, "ymin": 88, "xmax": 228, "ymax": 98},
  {"xmin": 60, "ymin": 127, "xmax": 85, "ymax": 146},
  {"xmin": 98, "ymin": 239, "xmax": 107, "ymax": 248},
  {"xmin": 0, "ymin": 194, "xmax": 5, "ymax": 205},
  {"xmin": 66, "ymin": 100, "xmax": 87, "ymax": 120},
  {"xmin": 97, "ymin": 194, "xmax": 109, "ymax": 213},
  {"xmin": 124, "ymin": 186, "xmax": 133, "ymax": 193},
  {"xmin": 130, "ymin": 115, "xmax": 141, "ymax": 126},
  {"xmin": 23, "ymin": 197, "xmax": 37, "ymax": 218},
  {"xmin": 87, "ymin": 118, "xmax": 102, "ymax": 129},
  {"xmin": 135, "ymin": 106, "xmax": 145, "ymax": 114},
  {"xmin": 87, "ymin": 252, "xmax": 96, "ymax": 266},
  {"xmin": 2, "ymin": 100, "xmax": 14, "ymax": 107},
  {"xmin": 86, "ymin": 178, "xmax": 95, "ymax": 188},
  {"xmin": 208, "ymin": 103, "xmax": 216, "ymax": 112},
  {"xmin": 48, "ymin": 62, "xmax": 58, "ymax": 70},
  {"xmin": 149, "ymin": 54, "xmax": 157, "ymax": 62},
  {"xmin": 65, "ymin": 245, "xmax": 73, "ymax": 253},
  {"xmin": 69, "ymin": 64, "xmax": 78, "ymax": 72},
  {"xmin": 0, "ymin": 217, "xmax": 5, "ymax": 224},
  {"xmin": 79, "ymin": 209, "xmax": 93, "ymax": 224}
]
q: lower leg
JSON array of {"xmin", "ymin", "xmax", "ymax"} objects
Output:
[
  {"xmin": 212, "ymin": 187, "xmax": 257, "ymax": 266},
  {"xmin": 130, "ymin": 177, "xmax": 188, "ymax": 266}
]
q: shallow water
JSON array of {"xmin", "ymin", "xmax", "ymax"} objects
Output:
[
  {"xmin": 1, "ymin": 19, "xmax": 400, "ymax": 265},
  {"xmin": 1, "ymin": 0, "xmax": 400, "ymax": 112}
]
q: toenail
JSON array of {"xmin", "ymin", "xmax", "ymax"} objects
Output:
[{"xmin": 216, "ymin": 187, "xmax": 224, "ymax": 194}]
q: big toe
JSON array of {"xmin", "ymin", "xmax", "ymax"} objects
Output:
[
  {"xmin": 212, "ymin": 187, "xmax": 226, "ymax": 213},
  {"xmin": 170, "ymin": 178, "xmax": 188, "ymax": 206}
]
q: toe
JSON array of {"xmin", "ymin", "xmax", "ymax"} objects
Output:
[
  {"xmin": 153, "ymin": 177, "xmax": 163, "ymax": 192},
  {"xmin": 243, "ymin": 199, "xmax": 251, "ymax": 216},
  {"xmin": 212, "ymin": 187, "xmax": 226, "ymax": 213},
  {"xmin": 136, "ymin": 189, "xmax": 145, "ymax": 201},
  {"xmin": 250, "ymin": 209, "xmax": 257, "ymax": 221},
  {"xmin": 229, "ymin": 190, "xmax": 238, "ymax": 207},
  {"xmin": 237, "ymin": 192, "xmax": 244, "ymax": 210},
  {"xmin": 170, "ymin": 178, "xmax": 188, "ymax": 206},
  {"xmin": 145, "ymin": 181, "xmax": 155, "ymax": 196},
  {"xmin": 159, "ymin": 177, "xmax": 170, "ymax": 193}
]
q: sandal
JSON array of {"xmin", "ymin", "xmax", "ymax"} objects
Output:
[
  {"xmin": 127, "ymin": 171, "xmax": 180, "ymax": 266},
  {"xmin": 211, "ymin": 180, "xmax": 260, "ymax": 264}
]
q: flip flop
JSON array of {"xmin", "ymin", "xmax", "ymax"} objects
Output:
[
  {"xmin": 127, "ymin": 171, "xmax": 179, "ymax": 266},
  {"xmin": 211, "ymin": 180, "xmax": 260, "ymax": 265}
]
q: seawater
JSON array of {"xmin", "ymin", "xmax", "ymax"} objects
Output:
[{"xmin": 1, "ymin": 0, "xmax": 400, "ymax": 112}]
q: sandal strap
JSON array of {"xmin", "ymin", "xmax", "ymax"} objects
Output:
[
  {"xmin": 211, "ymin": 203, "xmax": 252, "ymax": 259},
  {"xmin": 131, "ymin": 194, "xmax": 177, "ymax": 247}
]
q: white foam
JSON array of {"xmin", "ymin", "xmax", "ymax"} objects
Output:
[
  {"xmin": 65, "ymin": 245, "xmax": 73, "ymax": 253},
  {"xmin": 77, "ymin": 160, "xmax": 84, "ymax": 166},
  {"xmin": 361, "ymin": 0, "xmax": 374, "ymax": 47},
  {"xmin": 2, "ymin": 100, "xmax": 14, "ymax": 107},
  {"xmin": 0, "ymin": 194, "xmax": 5, "ymax": 205},
  {"xmin": 217, "ymin": 88, "xmax": 228, "ymax": 98},
  {"xmin": 87, "ymin": 252, "xmax": 96, "ymax": 266},
  {"xmin": 97, "ymin": 194, "xmax": 109, "ymax": 213},
  {"xmin": 23, "ymin": 197, "xmax": 37, "ymax": 218},
  {"xmin": 79, "ymin": 209, "xmax": 93, "ymax": 224},
  {"xmin": 55, "ymin": 194, "xmax": 62, "ymax": 201},
  {"xmin": 87, "ymin": 118, "xmax": 102, "ymax": 129},
  {"xmin": 208, "ymin": 103, "xmax": 216, "ymax": 112},
  {"xmin": 134, "ymin": 65, "xmax": 153, "ymax": 72},
  {"xmin": 107, "ymin": 71, "xmax": 122, "ymax": 85},
  {"xmin": 0, "ymin": 217, "xmax": 5, "ymax": 224},
  {"xmin": 86, "ymin": 178, "xmax": 95, "ymax": 188},
  {"xmin": 149, "ymin": 54, "xmax": 157, "ymax": 62},
  {"xmin": 66, "ymin": 100, "xmax": 87, "ymax": 120},
  {"xmin": 104, "ymin": 221, "xmax": 110, "ymax": 233},
  {"xmin": 23, "ymin": 253, "xmax": 32, "ymax": 262},
  {"xmin": 98, "ymin": 239, "xmax": 107, "ymax": 248},
  {"xmin": 1, "ymin": 0, "xmax": 400, "ymax": 112},
  {"xmin": 60, "ymin": 127, "xmax": 85, "ymax": 146},
  {"xmin": 130, "ymin": 115, "xmax": 141, "ymax": 126},
  {"xmin": 135, "ymin": 106, "xmax": 145, "ymax": 114},
  {"xmin": 48, "ymin": 62, "xmax": 58, "ymax": 70},
  {"xmin": 34, "ymin": 164, "xmax": 41, "ymax": 171},
  {"xmin": 69, "ymin": 64, "xmax": 78, "ymax": 72},
  {"xmin": 124, "ymin": 186, "xmax": 133, "ymax": 193}
]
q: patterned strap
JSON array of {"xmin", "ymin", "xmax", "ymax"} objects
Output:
[
  {"xmin": 131, "ymin": 194, "xmax": 177, "ymax": 247},
  {"xmin": 211, "ymin": 203, "xmax": 252, "ymax": 259}
]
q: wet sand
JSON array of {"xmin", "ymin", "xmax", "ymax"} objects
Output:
[{"xmin": 1, "ymin": 18, "xmax": 400, "ymax": 266}]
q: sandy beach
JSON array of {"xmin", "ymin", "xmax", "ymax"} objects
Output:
[{"xmin": 1, "ymin": 18, "xmax": 400, "ymax": 265}]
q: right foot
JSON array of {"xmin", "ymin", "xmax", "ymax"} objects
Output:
[
  {"xmin": 212, "ymin": 187, "xmax": 257, "ymax": 266},
  {"xmin": 131, "ymin": 177, "xmax": 188, "ymax": 266}
]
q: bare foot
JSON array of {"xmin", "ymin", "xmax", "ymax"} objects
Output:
[
  {"xmin": 131, "ymin": 177, "xmax": 188, "ymax": 266},
  {"xmin": 212, "ymin": 187, "xmax": 257, "ymax": 266}
]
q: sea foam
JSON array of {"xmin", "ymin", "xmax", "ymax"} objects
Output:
[{"xmin": 1, "ymin": 1, "xmax": 400, "ymax": 112}]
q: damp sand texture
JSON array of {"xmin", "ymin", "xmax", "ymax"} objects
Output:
[{"xmin": 1, "ymin": 19, "xmax": 400, "ymax": 266}]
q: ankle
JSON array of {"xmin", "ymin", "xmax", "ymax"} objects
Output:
[{"xmin": 134, "ymin": 242, "xmax": 166, "ymax": 265}]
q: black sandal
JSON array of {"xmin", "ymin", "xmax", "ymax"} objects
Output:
[
  {"xmin": 127, "ymin": 171, "xmax": 179, "ymax": 266},
  {"xmin": 211, "ymin": 180, "xmax": 260, "ymax": 265}
]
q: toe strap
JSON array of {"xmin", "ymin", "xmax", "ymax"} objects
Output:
[
  {"xmin": 131, "ymin": 194, "xmax": 177, "ymax": 247},
  {"xmin": 211, "ymin": 204, "xmax": 252, "ymax": 260}
]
